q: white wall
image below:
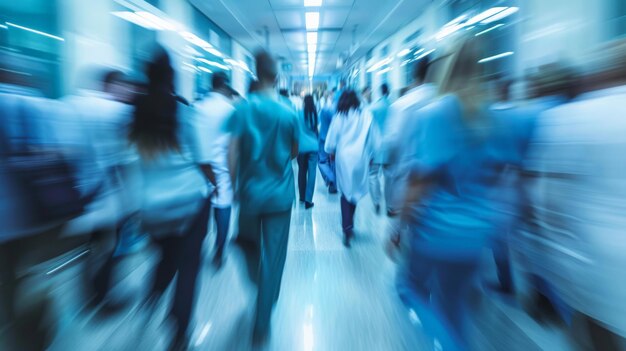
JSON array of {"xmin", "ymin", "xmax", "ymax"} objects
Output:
[
  {"xmin": 231, "ymin": 40, "xmax": 252, "ymax": 96},
  {"xmin": 60, "ymin": 0, "xmax": 131, "ymax": 94}
]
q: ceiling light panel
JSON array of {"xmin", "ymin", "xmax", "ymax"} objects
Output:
[{"xmin": 305, "ymin": 12, "xmax": 320, "ymax": 30}]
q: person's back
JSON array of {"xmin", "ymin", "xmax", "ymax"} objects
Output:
[{"xmin": 230, "ymin": 92, "xmax": 298, "ymax": 213}]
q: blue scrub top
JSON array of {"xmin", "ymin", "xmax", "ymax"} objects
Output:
[{"xmin": 228, "ymin": 92, "xmax": 299, "ymax": 214}]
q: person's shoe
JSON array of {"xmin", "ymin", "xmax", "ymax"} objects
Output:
[
  {"xmin": 304, "ymin": 201, "xmax": 314, "ymax": 209},
  {"xmin": 328, "ymin": 183, "xmax": 338, "ymax": 194},
  {"xmin": 343, "ymin": 230, "xmax": 353, "ymax": 248},
  {"xmin": 252, "ymin": 327, "xmax": 270, "ymax": 347}
]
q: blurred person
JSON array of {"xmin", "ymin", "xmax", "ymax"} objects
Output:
[
  {"xmin": 194, "ymin": 72, "xmax": 236, "ymax": 268},
  {"xmin": 0, "ymin": 66, "xmax": 99, "ymax": 350},
  {"xmin": 297, "ymin": 95, "xmax": 319, "ymax": 209},
  {"xmin": 129, "ymin": 46, "xmax": 214, "ymax": 350},
  {"xmin": 325, "ymin": 90, "xmax": 373, "ymax": 247},
  {"xmin": 383, "ymin": 55, "xmax": 437, "ymax": 217},
  {"xmin": 368, "ymin": 83, "xmax": 391, "ymax": 215},
  {"xmin": 227, "ymin": 50, "xmax": 299, "ymax": 345},
  {"xmin": 387, "ymin": 37, "xmax": 512, "ymax": 351},
  {"xmin": 62, "ymin": 68, "xmax": 142, "ymax": 311},
  {"xmin": 523, "ymin": 40, "xmax": 626, "ymax": 350},
  {"xmin": 318, "ymin": 90, "xmax": 338, "ymax": 194}
]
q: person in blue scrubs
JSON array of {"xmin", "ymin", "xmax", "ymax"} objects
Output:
[
  {"xmin": 389, "ymin": 37, "xmax": 513, "ymax": 351},
  {"xmin": 227, "ymin": 50, "xmax": 299, "ymax": 345}
]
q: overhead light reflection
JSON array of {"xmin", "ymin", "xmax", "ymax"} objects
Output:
[
  {"xmin": 5, "ymin": 22, "xmax": 65, "ymax": 41},
  {"xmin": 304, "ymin": 0, "xmax": 322, "ymax": 6},
  {"xmin": 415, "ymin": 48, "xmax": 435, "ymax": 60},
  {"xmin": 466, "ymin": 7, "xmax": 507, "ymax": 25},
  {"xmin": 478, "ymin": 51, "xmax": 514, "ymax": 63},
  {"xmin": 475, "ymin": 23, "xmax": 504, "ymax": 36},
  {"xmin": 481, "ymin": 7, "xmax": 519, "ymax": 24},
  {"xmin": 396, "ymin": 48, "xmax": 411, "ymax": 57}
]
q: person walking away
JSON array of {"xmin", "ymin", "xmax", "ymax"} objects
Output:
[
  {"xmin": 130, "ymin": 47, "xmax": 215, "ymax": 350},
  {"xmin": 318, "ymin": 91, "xmax": 337, "ymax": 193},
  {"xmin": 368, "ymin": 83, "xmax": 391, "ymax": 214},
  {"xmin": 388, "ymin": 36, "xmax": 512, "ymax": 351},
  {"xmin": 325, "ymin": 90, "xmax": 373, "ymax": 247},
  {"xmin": 227, "ymin": 51, "xmax": 299, "ymax": 345},
  {"xmin": 297, "ymin": 95, "xmax": 319, "ymax": 209},
  {"xmin": 62, "ymin": 69, "xmax": 141, "ymax": 311},
  {"xmin": 383, "ymin": 56, "xmax": 437, "ymax": 217},
  {"xmin": 194, "ymin": 72, "xmax": 236, "ymax": 268}
]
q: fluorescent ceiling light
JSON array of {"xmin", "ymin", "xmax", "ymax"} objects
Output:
[
  {"xmin": 197, "ymin": 66, "xmax": 212, "ymax": 73},
  {"xmin": 475, "ymin": 23, "xmax": 504, "ymax": 36},
  {"xmin": 0, "ymin": 24, "xmax": 7, "ymax": 29},
  {"xmin": 415, "ymin": 48, "xmax": 435, "ymax": 60},
  {"xmin": 445, "ymin": 14, "xmax": 468, "ymax": 27},
  {"xmin": 466, "ymin": 7, "xmax": 507, "ymax": 25},
  {"xmin": 436, "ymin": 23, "xmax": 464, "ymax": 41},
  {"xmin": 376, "ymin": 67, "xmax": 392, "ymax": 75},
  {"xmin": 196, "ymin": 58, "xmax": 230, "ymax": 70},
  {"xmin": 478, "ymin": 51, "xmax": 514, "ymax": 63},
  {"xmin": 305, "ymin": 12, "xmax": 320, "ymax": 30},
  {"xmin": 205, "ymin": 46, "xmax": 223, "ymax": 57},
  {"xmin": 180, "ymin": 31, "xmax": 212, "ymax": 49},
  {"xmin": 5, "ymin": 22, "xmax": 64, "ymax": 41},
  {"xmin": 396, "ymin": 48, "xmax": 411, "ymax": 57},
  {"xmin": 366, "ymin": 57, "xmax": 393, "ymax": 73},
  {"xmin": 112, "ymin": 11, "xmax": 163, "ymax": 30},
  {"xmin": 308, "ymin": 44, "xmax": 317, "ymax": 53},
  {"xmin": 413, "ymin": 48, "xmax": 425, "ymax": 56},
  {"xmin": 481, "ymin": 7, "xmax": 519, "ymax": 24},
  {"xmin": 304, "ymin": 0, "xmax": 322, "ymax": 6},
  {"xmin": 136, "ymin": 11, "xmax": 176, "ymax": 31},
  {"xmin": 306, "ymin": 32, "xmax": 318, "ymax": 45}
]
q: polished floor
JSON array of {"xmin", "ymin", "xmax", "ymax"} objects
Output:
[
  {"xmin": 44, "ymin": 168, "xmax": 571, "ymax": 351},
  {"xmin": 46, "ymin": 170, "xmax": 429, "ymax": 351}
]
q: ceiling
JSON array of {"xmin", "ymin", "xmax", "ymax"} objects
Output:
[{"xmin": 189, "ymin": 0, "xmax": 432, "ymax": 77}]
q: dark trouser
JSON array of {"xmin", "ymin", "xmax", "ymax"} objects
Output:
[
  {"xmin": 297, "ymin": 152, "xmax": 318, "ymax": 203},
  {"xmin": 148, "ymin": 200, "xmax": 211, "ymax": 339},
  {"xmin": 85, "ymin": 227, "xmax": 120, "ymax": 306},
  {"xmin": 214, "ymin": 207, "xmax": 231, "ymax": 259},
  {"xmin": 396, "ymin": 252, "xmax": 480, "ymax": 351},
  {"xmin": 492, "ymin": 237, "xmax": 514, "ymax": 293},
  {"xmin": 340, "ymin": 195, "xmax": 357, "ymax": 235},
  {"xmin": 235, "ymin": 209, "xmax": 291, "ymax": 336},
  {"xmin": 318, "ymin": 141, "xmax": 336, "ymax": 190}
]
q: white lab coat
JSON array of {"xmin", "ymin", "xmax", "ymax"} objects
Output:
[
  {"xmin": 324, "ymin": 108, "xmax": 373, "ymax": 203},
  {"xmin": 194, "ymin": 92, "xmax": 235, "ymax": 208},
  {"xmin": 525, "ymin": 85, "xmax": 626, "ymax": 336}
]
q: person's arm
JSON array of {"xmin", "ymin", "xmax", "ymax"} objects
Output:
[{"xmin": 228, "ymin": 136, "xmax": 240, "ymax": 185}]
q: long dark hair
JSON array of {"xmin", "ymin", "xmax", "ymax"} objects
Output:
[
  {"xmin": 303, "ymin": 94, "xmax": 318, "ymax": 134},
  {"xmin": 336, "ymin": 89, "xmax": 360, "ymax": 115},
  {"xmin": 129, "ymin": 46, "xmax": 179, "ymax": 158}
]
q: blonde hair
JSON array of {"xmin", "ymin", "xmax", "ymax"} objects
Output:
[{"xmin": 438, "ymin": 36, "xmax": 487, "ymax": 118}]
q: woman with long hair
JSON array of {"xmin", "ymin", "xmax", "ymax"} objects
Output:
[
  {"xmin": 130, "ymin": 46, "xmax": 213, "ymax": 350},
  {"xmin": 297, "ymin": 94, "xmax": 319, "ymax": 209},
  {"xmin": 389, "ymin": 36, "xmax": 508, "ymax": 351},
  {"xmin": 324, "ymin": 89, "xmax": 373, "ymax": 247}
]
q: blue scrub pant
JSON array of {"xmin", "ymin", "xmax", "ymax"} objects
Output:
[
  {"xmin": 297, "ymin": 152, "xmax": 318, "ymax": 203},
  {"xmin": 318, "ymin": 141, "xmax": 336, "ymax": 191},
  {"xmin": 396, "ymin": 250, "xmax": 480, "ymax": 351},
  {"xmin": 235, "ymin": 209, "xmax": 292, "ymax": 336}
]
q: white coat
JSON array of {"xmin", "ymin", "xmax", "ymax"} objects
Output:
[{"xmin": 324, "ymin": 108, "xmax": 373, "ymax": 203}]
